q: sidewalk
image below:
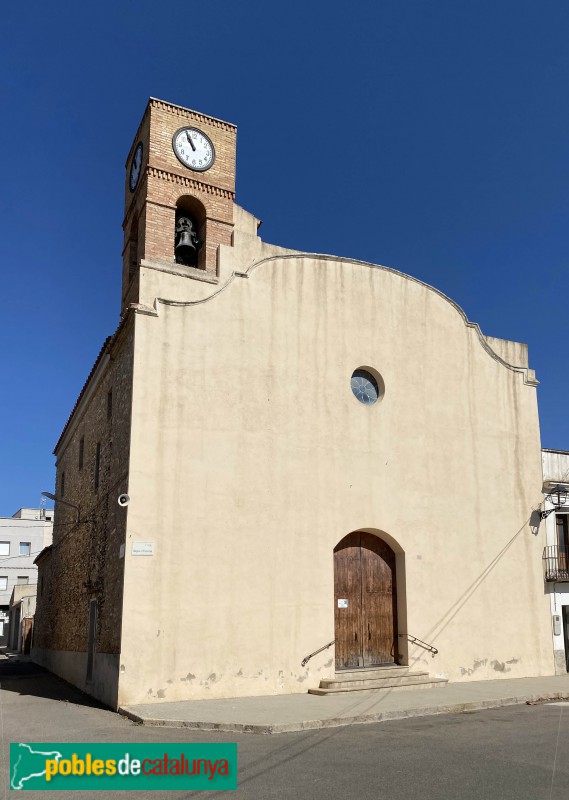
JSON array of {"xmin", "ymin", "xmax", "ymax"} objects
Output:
[{"xmin": 120, "ymin": 674, "xmax": 569, "ymax": 734}]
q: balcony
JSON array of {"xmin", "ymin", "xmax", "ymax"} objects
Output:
[{"xmin": 543, "ymin": 545, "xmax": 569, "ymax": 582}]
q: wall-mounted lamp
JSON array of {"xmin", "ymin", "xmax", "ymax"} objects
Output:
[
  {"xmin": 41, "ymin": 491, "xmax": 80, "ymax": 523},
  {"xmin": 540, "ymin": 485, "xmax": 569, "ymax": 520}
]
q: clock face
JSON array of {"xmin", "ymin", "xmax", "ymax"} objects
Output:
[
  {"xmin": 172, "ymin": 127, "xmax": 215, "ymax": 172},
  {"xmin": 129, "ymin": 142, "xmax": 143, "ymax": 192}
]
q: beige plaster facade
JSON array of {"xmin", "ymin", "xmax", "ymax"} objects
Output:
[{"xmin": 33, "ymin": 99, "xmax": 554, "ymax": 709}]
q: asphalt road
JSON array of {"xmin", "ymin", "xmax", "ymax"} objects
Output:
[{"xmin": 1, "ymin": 660, "xmax": 568, "ymax": 799}]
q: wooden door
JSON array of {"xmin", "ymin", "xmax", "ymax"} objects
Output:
[
  {"xmin": 563, "ymin": 606, "xmax": 569, "ymax": 673},
  {"xmin": 557, "ymin": 515, "xmax": 569, "ymax": 576},
  {"xmin": 334, "ymin": 532, "xmax": 397, "ymax": 669}
]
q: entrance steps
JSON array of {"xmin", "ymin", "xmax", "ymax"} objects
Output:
[{"xmin": 308, "ymin": 665, "xmax": 448, "ymax": 696}]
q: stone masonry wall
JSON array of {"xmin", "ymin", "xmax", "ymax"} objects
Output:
[{"xmin": 34, "ymin": 318, "xmax": 134, "ymax": 658}]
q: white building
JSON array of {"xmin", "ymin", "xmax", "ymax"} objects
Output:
[
  {"xmin": 541, "ymin": 448, "xmax": 569, "ymax": 674},
  {"xmin": 0, "ymin": 508, "xmax": 53, "ymax": 642}
]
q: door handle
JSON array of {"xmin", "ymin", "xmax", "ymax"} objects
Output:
[
  {"xmin": 368, "ymin": 623, "xmax": 371, "ymax": 641},
  {"xmin": 354, "ymin": 631, "xmax": 358, "ymax": 641}
]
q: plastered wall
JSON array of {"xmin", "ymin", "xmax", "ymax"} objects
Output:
[{"xmin": 117, "ymin": 245, "xmax": 553, "ymax": 706}]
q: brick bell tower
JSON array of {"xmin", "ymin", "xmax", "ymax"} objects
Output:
[{"xmin": 121, "ymin": 98, "xmax": 237, "ymax": 311}]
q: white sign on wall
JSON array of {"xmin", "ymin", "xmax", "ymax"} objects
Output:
[
  {"xmin": 337, "ymin": 598, "xmax": 348, "ymax": 608},
  {"xmin": 132, "ymin": 541, "xmax": 154, "ymax": 556}
]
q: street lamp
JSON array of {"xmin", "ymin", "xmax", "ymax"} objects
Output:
[
  {"xmin": 41, "ymin": 492, "xmax": 80, "ymax": 523},
  {"xmin": 540, "ymin": 485, "xmax": 569, "ymax": 520}
]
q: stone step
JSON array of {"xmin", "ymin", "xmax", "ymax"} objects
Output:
[
  {"xmin": 320, "ymin": 672, "xmax": 428, "ymax": 689},
  {"xmin": 308, "ymin": 675, "xmax": 448, "ymax": 696},
  {"xmin": 328, "ymin": 666, "xmax": 411, "ymax": 683}
]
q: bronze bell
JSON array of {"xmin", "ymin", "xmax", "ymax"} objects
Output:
[{"xmin": 175, "ymin": 215, "xmax": 199, "ymax": 266}]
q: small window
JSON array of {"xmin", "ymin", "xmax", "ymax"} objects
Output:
[
  {"xmin": 0, "ymin": 577, "xmax": 7, "ymax": 591},
  {"xmin": 19, "ymin": 542, "xmax": 31, "ymax": 556},
  {"xmin": 79, "ymin": 437, "xmax": 84, "ymax": 471},
  {"xmin": 16, "ymin": 576, "xmax": 29, "ymax": 585},
  {"xmin": 61, "ymin": 471, "xmax": 66, "ymax": 497},
  {"xmin": 0, "ymin": 542, "xmax": 9, "ymax": 557},
  {"xmin": 107, "ymin": 390, "xmax": 113, "ymax": 421},
  {"xmin": 350, "ymin": 367, "xmax": 385, "ymax": 406},
  {"xmin": 94, "ymin": 442, "xmax": 101, "ymax": 491}
]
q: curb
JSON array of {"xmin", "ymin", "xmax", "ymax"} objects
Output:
[{"xmin": 118, "ymin": 691, "xmax": 569, "ymax": 735}]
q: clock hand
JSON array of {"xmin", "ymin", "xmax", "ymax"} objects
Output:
[{"xmin": 186, "ymin": 131, "xmax": 196, "ymax": 151}]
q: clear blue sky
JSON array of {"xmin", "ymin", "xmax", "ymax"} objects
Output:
[{"xmin": 1, "ymin": 1, "xmax": 568, "ymax": 514}]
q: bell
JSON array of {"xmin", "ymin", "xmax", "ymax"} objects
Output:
[
  {"xmin": 175, "ymin": 214, "xmax": 199, "ymax": 266},
  {"xmin": 175, "ymin": 230, "xmax": 197, "ymax": 265}
]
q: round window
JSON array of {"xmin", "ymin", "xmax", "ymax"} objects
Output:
[{"xmin": 351, "ymin": 368, "xmax": 384, "ymax": 405}]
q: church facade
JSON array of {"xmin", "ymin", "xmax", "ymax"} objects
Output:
[{"xmin": 32, "ymin": 98, "xmax": 554, "ymax": 709}]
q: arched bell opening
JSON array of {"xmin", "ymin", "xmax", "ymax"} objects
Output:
[
  {"xmin": 333, "ymin": 530, "xmax": 406, "ymax": 669},
  {"xmin": 175, "ymin": 196, "xmax": 206, "ymax": 269},
  {"xmin": 126, "ymin": 214, "xmax": 139, "ymax": 280}
]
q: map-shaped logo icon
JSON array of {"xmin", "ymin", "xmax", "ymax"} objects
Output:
[{"xmin": 11, "ymin": 743, "xmax": 63, "ymax": 790}]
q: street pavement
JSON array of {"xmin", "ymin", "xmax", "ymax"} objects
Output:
[{"xmin": 1, "ymin": 659, "xmax": 569, "ymax": 799}]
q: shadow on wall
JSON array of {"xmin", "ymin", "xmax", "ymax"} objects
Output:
[{"xmin": 410, "ymin": 510, "xmax": 539, "ymax": 671}]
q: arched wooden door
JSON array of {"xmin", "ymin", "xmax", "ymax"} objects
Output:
[{"xmin": 334, "ymin": 531, "xmax": 398, "ymax": 669}]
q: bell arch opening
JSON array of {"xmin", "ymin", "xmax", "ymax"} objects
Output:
[
  {"xmin": 333, "ymin": 530, "xmax": 408, "ymax": 669},
  {"xmin": 175, "ymin": 196, "xmax": 207, "ymax": 269},
  {"xmin": 126, "ymin": 214, "xmax": 139, "ymax": 280}
]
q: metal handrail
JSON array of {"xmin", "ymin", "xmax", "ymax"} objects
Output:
[
  {"xmin": 398, "ymin": 633, "xmax": 438, "ymax": 657},
  {"xmin": 301, "ymin": 640, "xmax": 335, "ymax": 667}
]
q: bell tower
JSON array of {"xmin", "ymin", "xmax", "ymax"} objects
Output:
[{"xmin": 121, "ymin": 98, "xmax": 237, "ymax": 311}]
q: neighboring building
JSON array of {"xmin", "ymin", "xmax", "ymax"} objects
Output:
[
  {"xmin": 541, "ymin": 448, "xmax": 569, "ymax": 674},
  {"xmin": 7, "ymin": 584, "xmax": 37, "ymax": 653},
  {"xmin": 33, "ymin": 98, "xmax": 554, "ymax": 710},
  {"xmin": 0, "ymin": 508, "xmax": 53, "ymax": 643}
]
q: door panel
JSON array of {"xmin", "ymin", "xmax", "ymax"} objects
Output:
[
  {"xmin": 334, "ymin": 532, "xmax": 363, "ymax": 669},
  {"xmin": 361, "ymin": 533, "xmax": 397, "ymax": 666}
]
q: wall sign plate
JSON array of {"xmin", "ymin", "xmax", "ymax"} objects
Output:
[{"xmin": 132, "ymin": 541, "xmax": 154, "ymax": 556}]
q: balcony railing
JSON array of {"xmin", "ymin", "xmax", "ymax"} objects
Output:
[{"xmin": 543, "ymin": 545, "xmax": 569, "ymax": 582}]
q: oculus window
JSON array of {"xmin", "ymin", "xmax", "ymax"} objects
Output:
[{"xmin": 351, "ymin": 368, "xmax": 384, "ymax": 406}]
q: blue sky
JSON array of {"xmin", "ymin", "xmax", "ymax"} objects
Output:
[{"xmin": 1, "ymin": 0, "xmax": 568, "ymax": 514}]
